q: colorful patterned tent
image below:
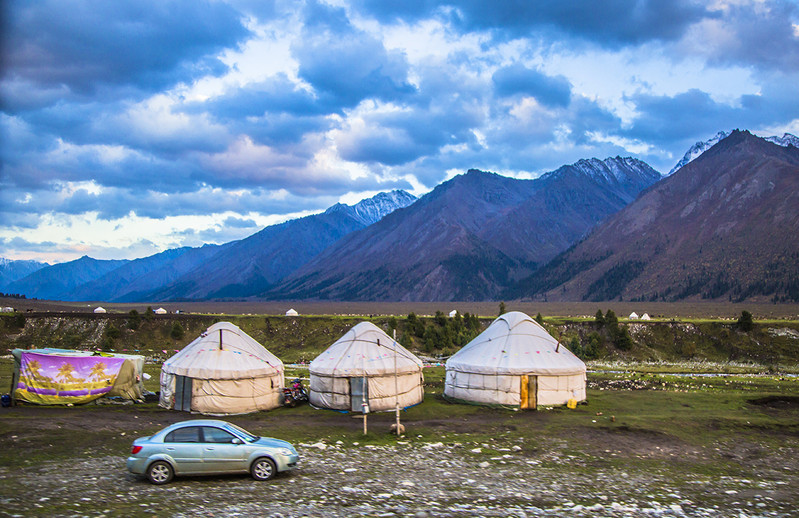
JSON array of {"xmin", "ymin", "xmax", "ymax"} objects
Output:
[{"xmin": 11, "ymin": 348, "xmax": 144, "ymax": 405}]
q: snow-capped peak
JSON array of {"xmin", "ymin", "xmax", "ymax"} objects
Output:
[
  {"xmin": 667, "ymin": 131, "xmax": 731, "ymax": 176},
  {"xmin": 668, "ymin": 131, "xmax": 799, "ymax": 176},
  {"xmin": 764, "ymin": 132, "xmax": 799, "ymax": 148},
  {"xmin": 325, "ymin": 190, "xmax": 417, "ymax": 226},
  {"xmin": 351, "ymin": 190, "xmax": 417, "ymax": 226},
  {"xmin": 545, "ymin": 156, "xmax": 661, "ymax": 185}
]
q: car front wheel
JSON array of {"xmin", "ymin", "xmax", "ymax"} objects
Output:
[
  {"xmin": 147, "ymin": 461, "xmax": 174, "ymax": 485},
  {"xmin": 251, "ymin": 457, "xmax": 276, "ymax": 481}
]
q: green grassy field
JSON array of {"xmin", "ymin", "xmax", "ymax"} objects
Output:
[
  {"xmin": 2, "ymin": 360, "xmax": 797, "ymax": 456},
  {"xmin": 1, "ymin": 360, "xmax": 797, "ymax": 516}
]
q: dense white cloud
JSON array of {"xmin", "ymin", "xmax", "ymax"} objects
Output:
[{"xmin": 1, "ymin": 0, "xmax": 798, "ymax": 262}]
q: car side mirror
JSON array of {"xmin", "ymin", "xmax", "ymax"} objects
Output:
[{"xmin": 232, "ymin": 438, "xmax": 243, "ymax": 444}]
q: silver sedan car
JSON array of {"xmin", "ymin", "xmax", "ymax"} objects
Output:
[{"xmin": 126, "ymin": 419, "xmax": 299, "ymax": 484}]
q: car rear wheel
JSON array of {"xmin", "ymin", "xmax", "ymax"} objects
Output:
[
  {"xmin": 251, "ymin": 457, "xmax": 276, "ymax": 481},
  {"xmin": 147, "ymin": 461, "xmax": 174, "ymax": 485}
]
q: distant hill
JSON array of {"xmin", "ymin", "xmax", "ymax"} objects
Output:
[
  {"xmin": 7, "ymin": 191, "xmax": 416, "ymax": 302},
  {"xmin": 5, "ymin": 256, "xmax": 129, "ymax": 301},
  {"xmin": 0, "ymin": 258, "xmax": 48, "ymax": 291},
  {"xmin": 71, "ymin": 244, "xmax": 231, "ymax": 302},
  {"xmin": 511, "ymin": 131, "xmax": 799, "ymax": 302},
  {"xmin": 270, "ymin": 158, "xmax": 661, "ymax": 301},
  {"xmin": 130, "ymin": 190, "xmax": 417, "ymax": 301}
]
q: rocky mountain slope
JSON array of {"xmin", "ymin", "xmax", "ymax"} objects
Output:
[
  {"xmin": 512, "ymin": 131, "xmax": 799, "ymax": 302},
  {"xmin": 140, "ymin": 190, "xmax": 416, "ymax": 300},
  {"xmin": 667, "ymin": 130, "xmax": 798, "ymax": 175},
  {"xmin": 271, "ymin": 158, "xmax": 661, "ymax": 301}
]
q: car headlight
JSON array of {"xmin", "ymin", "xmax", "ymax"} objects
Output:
[{"xmin": 278, "ymin": 448, "xmax": 294, "ymax": 456}]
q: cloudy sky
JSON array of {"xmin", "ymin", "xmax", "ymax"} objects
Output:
[{"xmin": 2, "ymin": 0, "xmax": 798, "ymax": 264}]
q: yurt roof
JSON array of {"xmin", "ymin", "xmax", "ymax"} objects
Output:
[
  {"xmin": 310, "ymin": 322, "xmax": 423, "ymax": 377},
  {"xmin": 446, "ymin": 311, "xmax": 585, "ymax": 376},
  {"xmin": 162, "ymin": 321, "xmax": 283, "ymax": 379}
]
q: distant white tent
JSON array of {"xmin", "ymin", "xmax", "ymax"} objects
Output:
[
  {"xmin": 449, "ymin": 310, "xmax": 458, "ymax": 318},
  {"xmin": 93, "ymin": 307, "xmax": 107, "ymax": 314},
  {"xmin": 159, "ymin": 322, "xmax": 284, "ymax": 415},
  {"xmin": 1, "ymin": 307, "xmax": 14, "ymax": 313},
  {"xmin": 445, "ymin": 312, "xmax": 586, "ymax": 409},
  {"xmin": 641, "ymin": 313, "xmax": 651, "ymax": 321},
  {"xmin": 285, "ymin": 308, "xmax": 299, "ymax": 316},
  {"xmin": 629, "ymin": 312, "xmax": 639, "ymax": 320},
  {"xmin": 309, "ymin": 322, "xmax": 424, "ymax": 412},
  {"xmin": 154, "ymin": 307, "xmax": 168, "ymax": 314}
]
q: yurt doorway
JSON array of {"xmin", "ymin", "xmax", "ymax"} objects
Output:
[
  {"xmin": 520, "ymin": 375, "xmax": 537, "ymax": 410},
  {"xmin": 350, "ymin": 377, "xmax": 369, "ymax": 412},
  {"xmin": 174, "ymin": 376, "xmax": 193, "ymax": 411}
]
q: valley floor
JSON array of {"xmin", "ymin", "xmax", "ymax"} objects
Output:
[
  {"xmin": 4, "ymin": 296, "xmax": 799, "ymax": 320},
  {"xmin": 1, "ymin": 368, "xmax": 797, "ymax": 517}
]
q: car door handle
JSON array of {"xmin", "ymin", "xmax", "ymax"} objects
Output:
[
  {"xmin": 166, "ymin": 447, "xmax": 175, "ymax": 451},
  {"xmin": 205, "ymin": 447, "xmax": 215, "ymax": 451}
]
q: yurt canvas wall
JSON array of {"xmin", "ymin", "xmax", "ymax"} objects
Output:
[
  {"xmin": 310, "ymin": 322, "xmax": 424, "ymax": 412},
  {"xmin": 444, "ymin": 312, "xmax": 586, "ymax": 409},
  {"xmin": 160, "ymin": 322, "xmax": 284, "ymax": 415}
]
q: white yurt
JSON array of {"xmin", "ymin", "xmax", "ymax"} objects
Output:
[
  {"xmin": 285, "ymin": 308, "xmax": 299, "ymax": 316},
  {"xmin": 641, "ymin": 313, "xmax": 651, "ymax": 321},
  {"xmin": 159, "ymin": 321, "xmax": 284, "ymax": 415},
  {"xmin": 444, "ymin": 311, "xmax": 586, "ymax": 409},
  {"xmin": 154, "ymin": 307, "xmax": 168, "ymax": 314},
  {"xmin": 93, "ymin": 306, "xmax": 107, "ymax": 314},
  {"xmin": 310, "ymin": 322, "xmax": 424, "ymax": 412},
  {"xmin": 629, "ymin": 312, "xmax": 639, "ymax": 320}
]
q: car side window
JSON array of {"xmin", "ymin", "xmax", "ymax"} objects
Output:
[
  {"xmin": 164, "ymin": 427, "xmax": 201, "ymax": 443},
  {"xmin": 202, "ymin": 427, "xmax": 237, "ymax": 444}
]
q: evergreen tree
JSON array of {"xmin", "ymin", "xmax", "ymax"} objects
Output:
[
  {"xmin": 127, "ymin": 309, "xmax": 141, "ymax": 330},
  {"xmin": 171, "ymin": 322, "xmax": 185, "ymax": 340},
  {"xmin": 604, "ymin": 309, "xmax": 618, "ymax": 328},
  {"xmin": 736, "ymin": 310, "xmax": 754, "ymax": 332},
  {"xmin": 594, "ymin": 309, "xmax": 605, "ymax": 328}
]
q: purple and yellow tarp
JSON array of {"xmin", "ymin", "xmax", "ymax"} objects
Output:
[{"xmin": 15, "ymin": 352, "xmax": 126, "ymax": 405}]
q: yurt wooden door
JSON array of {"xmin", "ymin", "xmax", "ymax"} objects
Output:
[
  {"xmin": 520, "ymin": 375, "xmax": 537, "ymax": 410},
  {"xmin": 174, "ymin": 375, "xmax": 193, "ymax": 411},
  {"xmin": 350, "ymin": 377, "xmax": 369, "ymax": 412}
]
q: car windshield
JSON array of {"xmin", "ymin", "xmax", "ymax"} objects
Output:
[{"xmin": 226, "ymin": 423, "xmax": 259, "ymax": 442}]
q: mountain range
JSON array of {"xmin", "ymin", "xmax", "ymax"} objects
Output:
[
  {"xmin": 0, "ymin": 258, "xmax": 49, "ymax": 292},
  {"xmin": 2, "ymin": 191, "xmax": 415, "ymax": 302},
  {"xmin": 270, "ymin": 157, "xmax": 660, "ymax": 301},
  {"xmin": 3, "ymin": 129, "xmax": 797, "ymax": 303},
  {"xmin": 511, "ymin": 130, "xmax": 799, "ymax": 303}
]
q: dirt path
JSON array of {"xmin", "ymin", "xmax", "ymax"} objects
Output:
[
  {"xmin": 2, "ymin": 439, "xmax": 797, "ymax": 517},
  {"xmin": 1, "ymin": 404, "xmax": 797, "ymax": 517}
]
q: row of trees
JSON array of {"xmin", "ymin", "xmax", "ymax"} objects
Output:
[
  {"xmin": 0, "ymin": 293, "xmax": 26, "ymax": 299},
  {"xmin": 397, "ymin": 311, "xmax": 483, "ymax": 354}
]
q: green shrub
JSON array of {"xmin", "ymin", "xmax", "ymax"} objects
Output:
[
  {"xmin": 170, "ymin": 322, "xmax": 185, "ymax": 340},
  {"xmin": 736, "ymin": 310, "xmax": 754, "ymax": 332}
]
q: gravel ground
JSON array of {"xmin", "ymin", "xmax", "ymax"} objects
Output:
[{"xmin": 2, "ymin": 437, "xmax": 797, "ymax": 517}]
